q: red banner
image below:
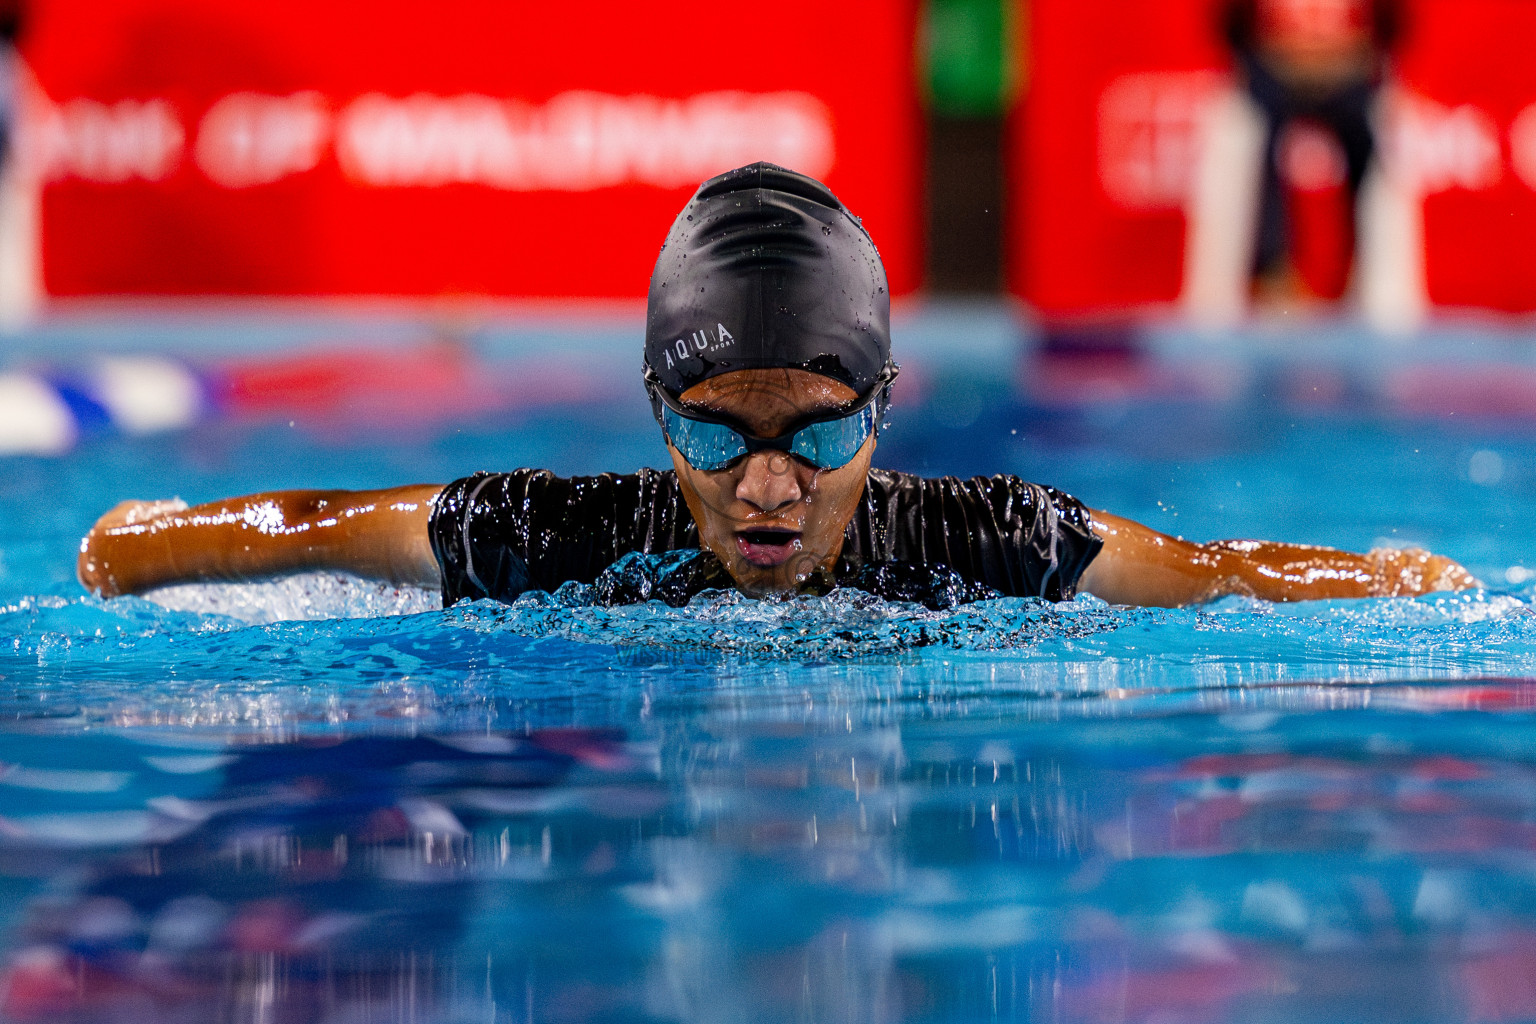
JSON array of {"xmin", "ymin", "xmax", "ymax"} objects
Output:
[
  {"xmin": 1390, "ymin": 0, "xmax": 1536, "ymax": 312},
  {"xmin": 1008, "ymin": 0, "xmax": 1227, "ymax": 318},
  {"xmin": 22, "ymin": 0, "xmax": 920, "ymax": 298}
]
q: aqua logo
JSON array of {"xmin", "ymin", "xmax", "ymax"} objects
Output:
[{"xmin": 662, "ymin": 323, "xmax": 735, "ymax": 369}]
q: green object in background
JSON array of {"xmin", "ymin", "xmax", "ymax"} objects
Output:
[{"xmin": 921, "ymin": 0, "xmax": 1023, "ymax": 118}]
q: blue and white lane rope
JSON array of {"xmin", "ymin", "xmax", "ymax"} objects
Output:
[{"xmin": 0, "ymin": 357, "xmax": 205, "ymax": 456}]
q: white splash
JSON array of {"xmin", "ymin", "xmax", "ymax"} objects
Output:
[{"xmin": 142, "ymin": 571, "xmax": 441, "ymax": 624}]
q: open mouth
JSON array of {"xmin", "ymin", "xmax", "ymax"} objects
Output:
[{"xmin": 734, "ymin": 528, "xmax": 803, "ymax": 568}]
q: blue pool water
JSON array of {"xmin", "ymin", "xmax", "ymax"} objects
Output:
[{"xmin": 5, "ymin": 318, "xmax": 1536, "ymax": 1022}]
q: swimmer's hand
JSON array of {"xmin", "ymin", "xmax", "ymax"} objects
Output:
[
  {"xmin": 77, "ymin": 486, "xmax": 443, "ymax": 598},
  {"xmin": 1080, "ymin": 510, "xmax": 1482, "ymax": 607},
  {"xmin": 78, "ymin": 499, "xmax": 190, "ymax": 597},
  {"xmin": 1363, "ymin": 547, "xmax": 1483, "ymax": 597}
]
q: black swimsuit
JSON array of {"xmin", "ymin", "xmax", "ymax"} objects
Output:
[{"xmin": 429, "ymin": 468, "xmax": 1102, "ymax": 610}]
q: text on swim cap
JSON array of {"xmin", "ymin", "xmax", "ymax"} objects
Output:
[{"xmin": 663, "ymin": 324, "xmax": 736, "ymax": 369}]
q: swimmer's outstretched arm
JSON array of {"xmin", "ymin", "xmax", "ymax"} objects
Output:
[
  {"xmin": 77, "ymin": 486, "xmax": 443, "ymax": 598},
  {"xmin": 1079, "ymin": 510, "xmax": 1481, "ymax": 607}
]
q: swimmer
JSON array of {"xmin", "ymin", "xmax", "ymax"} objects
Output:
[{"xmin": 77, "ymin": 163, "xmax": 1477, "ymax": 609}]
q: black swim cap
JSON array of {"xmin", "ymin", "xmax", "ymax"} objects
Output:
[{"xmin": 644, "ymin": 162, "xmax": 892, "ymax": 398}]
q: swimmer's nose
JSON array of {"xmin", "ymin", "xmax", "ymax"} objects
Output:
[{"xmin": 735, "ymin": 451, "xmax": 804, "ymax": 513}]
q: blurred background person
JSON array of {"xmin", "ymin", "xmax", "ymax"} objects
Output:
[
  {"xmin": 0, "ymin": 0, "xmax": 22, "ymax": 165},
  {"xmin": 0, "ymin": 0, "xmax": 29, "ymax": 326},
  {"xmin": 1227, "ymin": 0, "xmax": 1402, "ymax": 303},
  {"xmin": 1182, "ymin": 0, "xmax": 1412, "ymax": 325}
]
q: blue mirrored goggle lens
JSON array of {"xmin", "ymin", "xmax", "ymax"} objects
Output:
[
  {"xmin": 662, "ymin": 409, "xmax": 749, "ymax": 471},
  {"xmin": 660, "ymin": 403, "xmax": 877, "ymax": 472},
  {"xmin": 789, "ymin": 405, "xmax": 876, "ymax": 469}
]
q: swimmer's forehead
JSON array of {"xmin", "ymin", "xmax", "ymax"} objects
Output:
[{"xmin": 679, "ymin": 369, "xmax": 859, "ymax": 434}]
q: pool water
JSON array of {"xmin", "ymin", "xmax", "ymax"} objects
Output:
[{"xmin": 4, "ymin": 324, "xmax": 1536, "ymax": 1022}]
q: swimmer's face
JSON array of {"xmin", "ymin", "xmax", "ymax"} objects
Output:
[{"xmin": 666, "ymin": 368, "xmax": 875, "ymax": 596}]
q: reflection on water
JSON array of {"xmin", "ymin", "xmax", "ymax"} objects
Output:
[
  {"xmin": 10, "ymin": 345, "xmax": 1536, "ymax": 1021},
  {"xmin": 0, "ymin": 728, "xmax": 664, "ymax": 1023},
  {"xmin": 6, "ymin": 584, "xmax": 1536, "ymax": 736},
  {"xmin": 4, "ymin": 682, "xmax": 1536, "ymax": 1022}
]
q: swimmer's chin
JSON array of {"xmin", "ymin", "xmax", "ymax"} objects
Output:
[
  {"xmin": 728, "ymin": 569, "xmax": 797, "ymax": 598},
  {"xmin": 718, "ymin": 556, "xmax": 823, "ymax": 598}
]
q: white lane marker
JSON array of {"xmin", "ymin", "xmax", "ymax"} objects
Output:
[
  {"xmin": 92, "ymin": 356, "xmax": 202, "ymax": 434},
  {"xmin": 0, "ymin": 373, "xmax": 76, "ymax": 455}
]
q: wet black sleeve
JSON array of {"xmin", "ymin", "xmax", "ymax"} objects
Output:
[
  {"xmin": 428, "ymin": 468, "xmax": 697, "ymax": 605},
  {"xmin": 845, "ymin": 470, "xmax": 1103, "ymax": 601}
]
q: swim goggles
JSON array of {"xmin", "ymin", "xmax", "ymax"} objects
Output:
[{"xmin": 644, "ymin": 364, "xmax": 898, "ymax": 472}]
